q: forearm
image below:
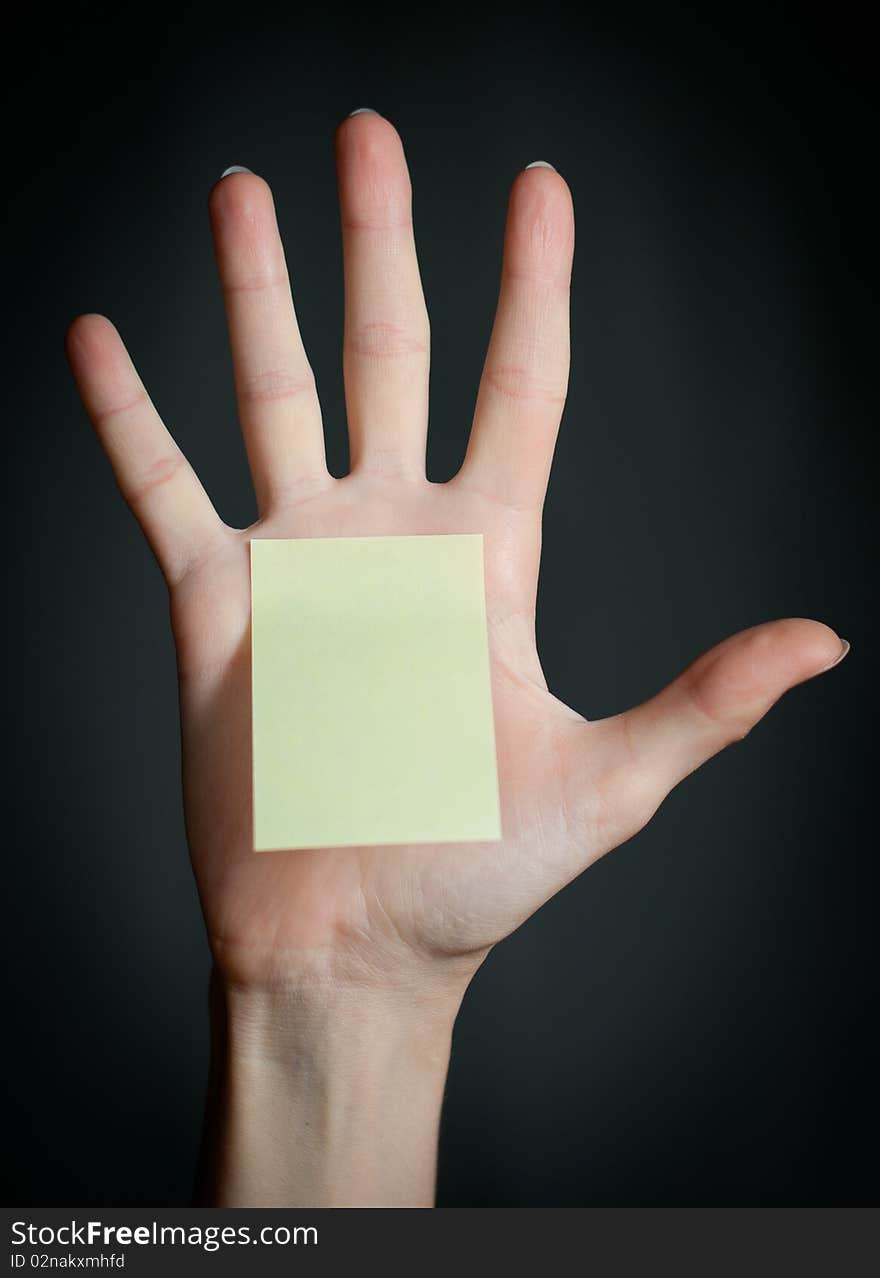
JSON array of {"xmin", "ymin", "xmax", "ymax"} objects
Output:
[{"xmin": 195, "ymin": 968, "xmax": 460, "ymax": 1208}]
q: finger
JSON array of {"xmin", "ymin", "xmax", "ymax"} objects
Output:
[
  {"xmin": 209, "ymin": 170, "xmax": 327, "ymax": 511},
  {"xmin": 456, "ymin": 162, "xmax": 574, "ymax": 510},
  {"xmin": 608, "ymin": 619, "xmax": 848, "ymax": 818},
  {"xmin": 335, "ymin": 111, "xmax": 430, "ymax": 476},
  {"xmin": 66, "ymin": 314, "xmax": 226, "ymax": 586}
]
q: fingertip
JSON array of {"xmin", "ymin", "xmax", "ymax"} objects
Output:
[
  {"xmin": 336, "ymin": 105, "xmax": 389, "ymax": 137},
  {"xmin": 764, "ymin": 617, "xmax": 847, "ymax": 682},
  {"xmin": 806, "ymin": 626, "xmax": 849, "ymax": 676},
  {"xmin": 513, "ymin": 160, "xmax": 573, "ymax": 206},
  {"xmin": 65, "ymin": 313, "xmax": 118, "ymax": 363},
  {"xmin": 822, "ymin": 637, "xmax": 850, "ymax": 671},
  {"xmin": 506, "ymin": 164, "xmax": 575, "ymax": 273},
  {"xmin": 335, "ymin": 110, "xmax": 412, "ymax": 228},
  {"xmin": 208, "ymin": 169, "xmax": 274, "ymax": 224},
  {"xmin": 335, "ymin": 108, "xmax": 404, "ymax": 170},
  {"xmin": 679, "ymin": 618, "xmax": 846, "ymax": 734}
]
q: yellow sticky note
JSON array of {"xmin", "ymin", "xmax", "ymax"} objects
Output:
[{"xmin": 250, "ymin": 534, "xmax": 501, "ymax": 851}]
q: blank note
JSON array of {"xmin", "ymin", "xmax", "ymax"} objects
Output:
[{"xmin": 250, "ymin": 534, "xmax": 501, "ymax": 851}]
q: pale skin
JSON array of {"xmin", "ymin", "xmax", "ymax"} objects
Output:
[{"xmin": 65, "ymin": 111, "xmax": 847, "ymax": 1207}]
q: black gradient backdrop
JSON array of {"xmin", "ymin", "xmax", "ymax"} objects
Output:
[{"xmin": 6, "ymin": 11, "xmax": 871, "ymax": 1205}]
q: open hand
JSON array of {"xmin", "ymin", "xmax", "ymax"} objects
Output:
[{"xmin": 66, "ymin": 111, "xmax": 845, "ymax": 1006}]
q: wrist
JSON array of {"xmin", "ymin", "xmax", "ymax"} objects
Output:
[
  {"xmin": 221, "ymin": 971, "xmax": 460, "ymax": 1081},
  {"xmin": 199, "ymin": 968, "xmax": 464, "ymax": 1207}
]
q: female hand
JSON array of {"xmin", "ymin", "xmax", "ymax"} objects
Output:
[{"xmin": 65, "ymin": 111, "xmax": 846, "ymax": 1205}]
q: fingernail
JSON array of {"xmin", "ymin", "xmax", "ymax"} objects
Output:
[
  {"xmin": 525, "ymin": 160, "xmax": 556, "ymax": 171},
  {"xmin": 349, "ymin": 107, "xmax": 378, "ymax": 116},
  {"xmin": 821, "ymin": 638, "xmax": 850, "ymax": 673},
  {"xmin": 219, "ymin": 165, "xmax": 253, "ymax": 178}
]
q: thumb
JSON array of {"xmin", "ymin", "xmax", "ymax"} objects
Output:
[{"xmin": 615, "ymin": 618, "xmax": 848, "ymax": 803}]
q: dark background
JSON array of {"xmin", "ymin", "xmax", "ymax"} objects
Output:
[{"xmin": 6, "ymin": 9, "xmax": 871, "ymax": 1205}]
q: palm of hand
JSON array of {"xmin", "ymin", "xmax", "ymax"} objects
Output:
[
  {"xmin": 67, "ymin": 114, "xmax": 841, "ymax": 993},
  {"xmin": 173, "ymin": 474, "xmax": 624, "ymax": 988}
]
